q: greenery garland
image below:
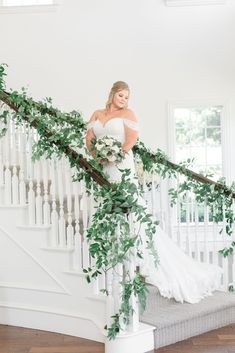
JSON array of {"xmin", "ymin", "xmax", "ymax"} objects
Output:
[{"xmin": 1, "ymin": 63, "xmax": 235, "ymax": 338}]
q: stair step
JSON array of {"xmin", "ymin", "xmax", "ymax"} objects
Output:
[
  {"xmin": 41, "ymin": 246, "xmax": 75, "ymax": 252},
  {"xmin": 140, "ymin": 285, "xmax": 235, "ymax": 349}
]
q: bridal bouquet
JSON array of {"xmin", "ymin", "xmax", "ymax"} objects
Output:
[{"xmin": 92, "ymin": 136, "xmax": 123, "ymax": 163}]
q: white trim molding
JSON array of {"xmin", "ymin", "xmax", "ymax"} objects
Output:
[
  {"xmin": 167, "ymin": 100, "xmax": 231, "ymax": 183},
  {"xmin": 165, "ymin": 0, "xmax": 227, "ymax": 6}
]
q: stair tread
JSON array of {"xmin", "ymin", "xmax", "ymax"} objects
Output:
[{"xmin": 141, "ymin": 285, "xmax": 235, "ymax": 328}]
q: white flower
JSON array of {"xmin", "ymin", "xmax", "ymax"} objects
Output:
[
  {"xmin": 108, "ymin": 155, "xmax": 116, "ymax": 162},
  {"xmin": 96, "ymin": 144, "xmax": 103, "ymax": 151},
  {"xmin": 113, "ymin": 145, "xmax": 120, "ymax": 152},
  {"xmin": 105, "ymin": 139, "xmax": 113, "ymax": 146}
]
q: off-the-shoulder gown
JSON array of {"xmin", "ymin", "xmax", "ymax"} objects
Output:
[{"xmin": 87, "ymin": 117, "xmax": 223, "ymax": 304}]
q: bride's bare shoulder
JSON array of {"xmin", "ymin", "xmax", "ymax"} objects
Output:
[
  {"xmin": 89, "ymin": 109, "xmax": 104, "ymax": 121},
  {"xmin": 124, "ymin": 109, "xmax": 138, "ymax": 122}
]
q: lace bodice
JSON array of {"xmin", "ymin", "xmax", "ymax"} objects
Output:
[{"xmin": 87, "ymin": 117, "xmax": 139, "ymax": 143}]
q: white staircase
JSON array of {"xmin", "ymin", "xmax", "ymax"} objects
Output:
[
  {"xmin": 0, "ymin": 110, "xmax": 155, "ymax": 353},
  {"xmin": 0, "ymin": 204, "xmax": 106, "ymax": 342},
  {"xmin": 1, "ymin": 107, "xmax": 235, "ymax": 352}
]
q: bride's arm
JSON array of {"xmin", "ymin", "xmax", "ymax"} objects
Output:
[
  {"xmin": 122, "ymin": 110, "xmax": 139, "ymax": 154},
  {"xmin": 85, "ymin": 111, "xmax": 98, "ymax": 158}
]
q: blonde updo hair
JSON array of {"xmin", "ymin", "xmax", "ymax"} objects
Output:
[{"xmin": 106, "ymin": 81, "xmax": 130, "ymax": 110}]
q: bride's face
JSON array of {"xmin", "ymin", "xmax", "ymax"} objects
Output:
[{"xmin": 112, "ymin": 89, "xmax": 129, "ymax": 110}]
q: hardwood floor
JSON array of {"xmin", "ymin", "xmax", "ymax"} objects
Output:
[
  {"xmin": 0, "ymin": 325, "xmax": 104, "ymax": 353},
  {"xmin": 154, "ymin": 324, "xmax": 235, "ymax": 353},
  {"xmin": 1, "ymin": 324, "xmax": 235, "ymax": 352}
]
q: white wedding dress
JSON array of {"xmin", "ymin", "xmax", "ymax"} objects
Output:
[{"xmin": 88, "ymin": 117, "xmax": 223, "ymax": 304}]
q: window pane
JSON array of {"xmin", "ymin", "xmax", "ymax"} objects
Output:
[
  {"xmin": 175, "ymin": 147, "xmax": 191, "ymax": 163},
  {"xmin": 3, "ymin": 0, "xmax": 19, "ymax": 5},
  {"xmin": 206, "ymin": 106, "xmax": 222, "ymax": 126},
  {"xmin": 176, "ymin": 129, "xmax": 190, "ymax": 146},
  {"xmin": 190, "ymin": 146, "xmax": 206, "ymax": 165},
  {"xmin": 190, "ymin": 127, "xmax": 206, "ymax": 146},
  {"xmin": 207, "ymin": 147, "xmax": 222, "ymax": 165},
  {"xmin": 191, "ymin": 109, "xmax": 206, "ymax": 129},
  {"xmin": 206, "ymin": 165, "xmax": 222, "ymax": 178},
  {"xmin": 174, "ymin": 105, "xmax": 223, "ymax": 183},
  {"xmin": 2, "ymin": 0, "xmax": 53, "ymax": 5},
  {"xmin": 206, "ymin": 128, "xmax": 221, "ymax": 146}
]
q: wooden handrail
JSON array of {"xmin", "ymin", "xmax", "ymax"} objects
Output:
[
  {"xmin": 1, "ymin": 88, "xmax": 235, "ymax": 200},
  {"xmin": 133, "ymin": 146, "xmax": 235, "ymax": 200}
]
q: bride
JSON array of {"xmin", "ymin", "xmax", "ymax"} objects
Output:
[{"xmin": 85, "ymin": 81, "xmax": 223, "ymax": 304}]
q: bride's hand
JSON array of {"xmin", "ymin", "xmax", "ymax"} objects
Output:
[{"xmin": 97, "ymin": 158, "xmax": 108, "ymax": 165}]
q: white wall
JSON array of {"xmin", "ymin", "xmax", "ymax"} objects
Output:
[{"xmin": 1, "ymin": 0, "xmax": 235, "ymax": 175}]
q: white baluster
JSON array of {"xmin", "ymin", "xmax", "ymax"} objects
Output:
[
  {"xmin": 106, "ymin": 268, "xmax": 115, "ymax": 327},
  {"xmin": 57, "ymin": 157, "xmax": 66, "ymax": 247},
  {"xmin": 203, "ymin": 200, "xmax": 209, "ymax": 263},
  {"xmin": 232, "ymin": 202, "xmax": 235, "ymax": 285},
  {"xmin": 167, "ymin": 178, "xmax": 175, "ymax": 240},
  {"xmin": 73, "ymin": 182, "xmax": 82, "ymax": 271},
  {"xmin": 19, "ymin": 125, "xmax": 26, "ymax": 205},
  {"xmin": 142, "ymin": 173, "xmax": 148, "ymax": 204},
  {"xmin": 150, "ymin": 174, "xmax": 157, "ymax": 218},
  {"xmin": 127, "ymin": 213, "xmax": 139, "ymax": 332},
  {"xmin": 185, "ymin": 191, "xmax": 191, "ymax": 256},
  {"xmin": 50, "ymin": 157, "xmax": 59, "ymax": 246},
  {"xmin": 27, "ymin": 130, "xmax": 35, "ymax": 225},
  {"xmin": 0, "ymin": 120, "xmax": 4, "ymax": 187},
  {"xmin": 80, "ymin": 181, "xmax": 90, "ymax": 268},
  {"xmin": 194, "ymin": 201, "xmax": 200, "ymax": 261},
  {"xmin": 65, "ymin": 159, "xmax": 74, "ymax": 248},
  {"xmin": 158, "ymin": 177, "xmax": 166, "ymax": 230},
  {"xmin": 222, "ymin": 204, "xmax": 229, "ymax": 289},
  {"xmin": 4, "ymin": 119, "xmax": 11, "ymax": 205},
  {"xmin": 11, "ymin": 120, "xmax": 19, "ymax": 205},
  {"xmin": 112, "ymin": 225, "xmax": 123, "ymax": 313},
  {"xmin": 212, "ymin": 204, "xmax": 219, "ymax": 267},
  {"xmin": 42, "ymin": 157, "xmax": 50, "ymax": 225},
  {"xmin": 176, "ymin": 176, "xmax": 181, "ymax": 247},
  {"xmin": 35, "ymin": 159, "xmax": 43, "ymax": 225},
  {"xmin": 91, "ymin": 257, "xmax": 100, "ymax": 295}
]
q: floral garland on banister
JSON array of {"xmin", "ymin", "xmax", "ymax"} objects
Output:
[{"xmin": 0, "ymin": 64, "xmax": 235, "ymax": 338}]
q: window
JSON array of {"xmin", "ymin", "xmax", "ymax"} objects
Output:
[
  {"xmin": 169, "ymin": 104, "xmax": 226, "ymax": 225},
  {"xmin": 1, "ymin": 0, "xmax": 54, "ymax": 6},
  {"xmin": 0, "ymin": 0, "xmax": 57, "ymax": 12},
  {"xmin": 174, "ymin": 106, "xmax": 223, "ymax": 180},
  {"xmin": 165, "ymin": 0, "xmax": 227, "ymax": 6}
]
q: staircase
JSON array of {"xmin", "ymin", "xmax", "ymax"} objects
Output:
[
  {"xmin": 141, "ymin": 285, "xmax": 235, "ymax": 349},
  {"xmin": 1, "ymin": 99, "xmax": 235, "ymax": 353}
]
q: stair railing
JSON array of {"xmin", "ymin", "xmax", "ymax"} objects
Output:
[{"xmin": 1, "ymin": 81, "xmax": 235, "ymax": 351}]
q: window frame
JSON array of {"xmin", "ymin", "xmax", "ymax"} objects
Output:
[
  {"xmin": 167, "ymin": 100, "xmax": 231, "ymax": 183},
  {"xmin": 0, "ymin": 0, "xmax": 60, "ymax": 13},
  {"xmin": 165, "ymin": 0, "xmax": 227, "ymax": 6}
]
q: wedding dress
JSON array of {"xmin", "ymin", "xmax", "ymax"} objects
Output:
[{"xmin": 87, "ymin": 117, "xmax": 223, "ymax": 304}]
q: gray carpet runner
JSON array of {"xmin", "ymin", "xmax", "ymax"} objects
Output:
[{"xmin": 140, "ymin": 285, "xmax": 235, "ymax": 348}]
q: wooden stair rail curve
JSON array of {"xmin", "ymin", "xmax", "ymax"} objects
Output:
[{"xmin": 0, "ymin": 90, "xmax": 111, "ymax": 189}]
